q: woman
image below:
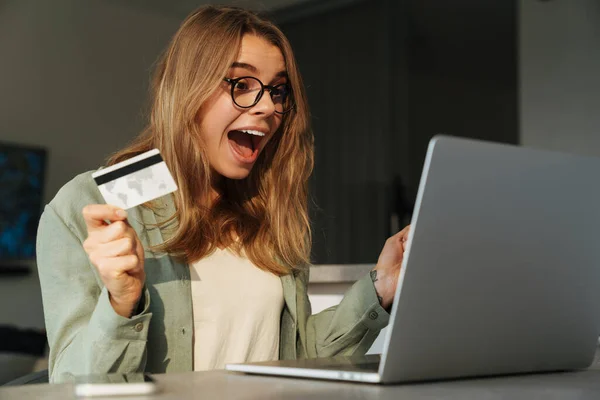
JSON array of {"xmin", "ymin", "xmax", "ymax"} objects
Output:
[{"xmin": 36, "ymin": 5, "xmax": 410, "ymax": 382}]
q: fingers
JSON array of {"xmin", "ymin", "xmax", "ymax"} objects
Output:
[
  {"xmin": 387, "ymin": 225, "xmax": 410, "ymax": 252},
  {"xmin": 400, "ymin": 225, "xmax": 411, "ymax": 251},
  {"xmin": 391, "ymin": 225, "xmax": 410, "ymax": 242},
  {"xmin": 83, "ymin": 204, "xmax": 128, "ymax": 232},
  {"xmin": 83, "ymin": 221, "xmax": 138, "ymax": 256},
  {"xmin": 93, "ymin": 255, "xmax": 142, "ymax": 279},
  {"xmin": 85, "ymin": 236, "xmax": 141, "ymax": 272},
  {"xmin": 93, "ymin": 237, "xmax": 138, "ymax": 258},
  {"xmin": 81, "ymin": 206, "xmax": 144, "ymax": 316},
  {"xmin": 82, "ymin": 206, "xmax": 142, "ymax": 262},
  {"xmin": 91, "ymin": 221, "xmax": 136, "ymax": 244},
  {"xmin": 401, "ymin": 225, "xmax": 410, "ymax": 242}
]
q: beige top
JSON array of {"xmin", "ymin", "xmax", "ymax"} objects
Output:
[{"xmin": 189, "ymin": 248, "xmax": 284, "ymax": 371}]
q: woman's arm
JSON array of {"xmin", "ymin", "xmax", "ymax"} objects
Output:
[
  {"xmin": 295, "ymin": 226, "xmax": 410, "ymax": 358},
  {"xmin": 295, "ymin": 268, "xmax": 390, "ymax": 358},
  {"xmin": 36, "ymin": 176, "xmax": 152, "ymax": 382}
]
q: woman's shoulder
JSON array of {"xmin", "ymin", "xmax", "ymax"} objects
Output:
[
  {"xmin": 44, "ymin": 171, "xmax": 104, "ymax": 235},
  {"xmin": 49, "ymin": 171, "xmax": 103, "ymax": 213}
]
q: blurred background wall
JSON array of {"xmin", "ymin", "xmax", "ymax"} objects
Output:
[
  {"xmin": 519, "ymin": 0, "xmax": 600, "ymax": 156},
  {"xmin": 278, "ymin": 0, "xmax": 519, "ymax": 264}
]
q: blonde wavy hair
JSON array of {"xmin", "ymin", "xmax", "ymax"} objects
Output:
[{"xmin": 107, "ymin": 6, "xmax": 314, "ymax": 275}]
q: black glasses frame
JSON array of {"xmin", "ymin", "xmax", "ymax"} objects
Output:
[{"xmin": 223, "ymin": 76, "xmax": 294, "ymax": 114}]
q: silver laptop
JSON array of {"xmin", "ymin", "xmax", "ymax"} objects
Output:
[{"xmin": 226, "ymin": 135, "xmax": 600, "ymax": 383}]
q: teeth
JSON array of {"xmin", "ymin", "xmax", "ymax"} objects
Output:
[{"xmin": 240, "ymin": 129, "xmax": 265, "ymax": 137}]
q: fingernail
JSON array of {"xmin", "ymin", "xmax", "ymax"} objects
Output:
[{"xmin": 115, "ymin": 209, "xmax": 127, "ymax": 218}]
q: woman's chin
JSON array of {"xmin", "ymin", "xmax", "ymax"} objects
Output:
[
  {"xmin": 228, "ymin": 171, "xmax": 251, "ymax": 180},
  {"xmin": 218, "ymin": 165, "xmax": 253, "ymax": 180},
  {"xmin": 212, "ymin": 149, "xmax": 259, "ymax": 180}
]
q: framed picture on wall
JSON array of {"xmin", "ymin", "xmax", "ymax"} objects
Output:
[{"xmin": 0, "ymin": 141, "xmax": 47, "ymax": 275}]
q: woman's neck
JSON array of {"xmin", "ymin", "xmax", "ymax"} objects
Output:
[{"xmin": 207, "ymin": 169, "xmax": 224, "ymax": 207}]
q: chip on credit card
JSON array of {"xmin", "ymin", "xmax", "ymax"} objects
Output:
[{"xmin": 91, "ymin": 149, "xmax": 178, "ymax": 210}]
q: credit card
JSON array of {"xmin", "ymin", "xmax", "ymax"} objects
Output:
[{"xmin": 91, "ymin": 149, "xmax": 178, "ymax": 210}]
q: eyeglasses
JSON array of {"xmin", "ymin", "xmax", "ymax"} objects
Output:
[{"xmin": 223, "ymin": 76, "xmax": 293, "ymax": 114}]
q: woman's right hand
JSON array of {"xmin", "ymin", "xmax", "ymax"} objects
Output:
[{"xmin": 82, "ymin": 205, "xmax": 146, "ymax": 318}]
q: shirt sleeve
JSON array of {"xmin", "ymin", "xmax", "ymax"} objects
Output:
[
  {"xmin": 37, "ymin": 203, "xmax": 152, "ymax": 382},
  {"xmin": 295, "ymin": 268, "xmax": 390, "ymax": 358}
]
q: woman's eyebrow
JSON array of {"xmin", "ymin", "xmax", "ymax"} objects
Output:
[
  {"xmin": 231, "ymin": 61, "xmax": 257, "ymax": 72},
  {"xmin": 274, "ymin": 71, "xmax": 288, "ymax": 79},
  {"xmin": 230, "ymin": 62, "xmax": 288, "ymax": 79}
]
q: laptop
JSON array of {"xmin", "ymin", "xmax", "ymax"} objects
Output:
[{"xmin": 226, "ymin": 135, "xmax": 600, "ymax": 383}]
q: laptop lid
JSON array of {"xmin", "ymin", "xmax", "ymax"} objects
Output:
[{"xmin": 379, "ymin": 136, "xmax": 600, "ymax": 382}]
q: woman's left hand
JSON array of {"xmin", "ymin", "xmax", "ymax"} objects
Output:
[{"xmin": 371, "ymin": 225, "xmax": 411, "ymax": 310}]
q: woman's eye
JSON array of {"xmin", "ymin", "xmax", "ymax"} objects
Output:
[
  {"xmin": 272, "ymin": 84, "xmax": 289, "ymax": 100},
  {"xmin": 271, "ymin": 89, "xmax": 283, "ymax": 100}
]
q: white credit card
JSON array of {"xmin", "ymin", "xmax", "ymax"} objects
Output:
[{"xmin": 92, "ymin": 149, "xmax": 178, "ymax": 210}]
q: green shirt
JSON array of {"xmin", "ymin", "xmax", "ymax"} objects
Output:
[{"xmin": 36, "ymin": 172, "xmax": 390, "ymax": 382}]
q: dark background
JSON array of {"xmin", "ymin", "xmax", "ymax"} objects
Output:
[{"xmin": 277, "ymin": 0, "xmax": 518, "ymax": 263}]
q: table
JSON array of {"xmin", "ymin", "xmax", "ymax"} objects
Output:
[{"xmin": 2, "ymin": 362, "xmax": 600, "ymax": 400}]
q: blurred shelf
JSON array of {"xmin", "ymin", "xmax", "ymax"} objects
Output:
[{"xmin": 309, "ymin": 264, "xmax": 374, "ymax": 283}]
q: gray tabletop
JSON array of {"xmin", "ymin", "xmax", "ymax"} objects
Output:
[{"xmin": 2, "ymin": 363, "xmax": 600, "ymax": 400}]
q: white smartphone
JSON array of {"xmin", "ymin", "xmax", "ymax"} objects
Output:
[{"xmin": 73, "ymin": 373, "xmax": 158, "ymax": 397}]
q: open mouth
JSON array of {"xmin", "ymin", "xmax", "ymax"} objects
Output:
[{"xmin": 227, "ymin": 129, "xmax": 266, "ymax": 163}]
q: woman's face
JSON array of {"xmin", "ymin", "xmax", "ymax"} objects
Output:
[{"xmin": 197, "ymin": 34, "xmax": 287, "ymax": 181}]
